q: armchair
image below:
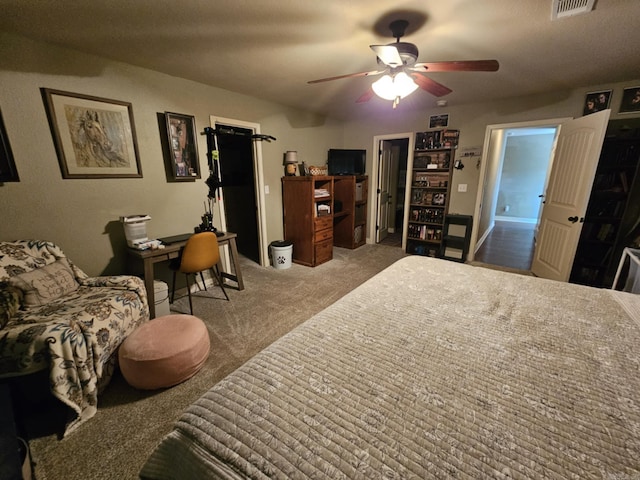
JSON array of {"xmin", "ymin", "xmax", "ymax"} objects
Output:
[{"xmin": 0, "ymin": 240, "xmax": 149, "ymax": 435}]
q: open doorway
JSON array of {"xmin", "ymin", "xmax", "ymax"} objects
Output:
[
  {"xmin": 471, "ymin": 111, "xmax": 611, "ymax": 280},
  {"xmin": 472, "ymin": 121, "xmax": 561, "ymax": 270},
  {"xmin": 371, "ymin": 134, "xmax": 411, "ymax": 248},
  {"xmin": 215, "ymin": 123, "xmax": 260, "ymax": 263},
  {"xmin": 210, "ymin": 115, "xmax": 269, "ymax": 267}
]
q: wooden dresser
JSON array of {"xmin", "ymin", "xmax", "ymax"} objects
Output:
[{"xmin": 282, "ymin": 175, "xmax": 334, "ymax": 266}]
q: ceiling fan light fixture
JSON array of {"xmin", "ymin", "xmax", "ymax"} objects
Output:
[{"xmin": 371, "ymin": 71, "xmax": 419, "ymax": 102}]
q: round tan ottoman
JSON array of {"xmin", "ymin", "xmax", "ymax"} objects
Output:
[{"xmin": 119, "ymin": 314, "xmax": 210, "ymax": 390}]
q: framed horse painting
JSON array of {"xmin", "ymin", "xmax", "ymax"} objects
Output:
[{"xmin": 41, "ymin": 88, "xmax": 142, "ymax": 178}]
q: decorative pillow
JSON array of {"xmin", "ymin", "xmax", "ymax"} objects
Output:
[
  {"xmin": 0, "ymin": 281, "xmax": 24, "ymax": 329},
  {"xmin": 9, "ymin": 257, "xmax": 79, "ymax": 307}
]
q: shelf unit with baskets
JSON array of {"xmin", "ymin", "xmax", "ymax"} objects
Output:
[{"xmin": 333, "ymin": 175, "xmax": 368, "ymax": 249}]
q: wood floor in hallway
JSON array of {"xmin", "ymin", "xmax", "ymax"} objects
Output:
[
  {"xmin": 474, "ymin": 221, "xmax": 535, "ymax": 271},
  {"xmin": 378, "ymin": 231, "xmax": 402, "ymax": 247}
]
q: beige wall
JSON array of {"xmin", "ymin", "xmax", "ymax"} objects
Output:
[
  {"xmin": 1, "ymin": 32, "xmax": 639, "ymax": 277},
  {"xmin": 342, "ymin": 81, "xmax": 640, "ymax": 234},
  {"xmin": 0, "ymin": 33, "xmax": 342, "ymax": 277}
]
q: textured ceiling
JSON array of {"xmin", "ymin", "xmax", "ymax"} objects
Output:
[{"xmin": 1, "ymin": 0, "xmax": 639, "ymax": 119}]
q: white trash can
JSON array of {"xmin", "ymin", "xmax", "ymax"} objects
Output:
[
  {"xmin": 153, "ymin": 280, "xmax": 171, "ymax": 318},
  {"xmin": 270, "ymin": 241, "xmax": 293, "ymax": 270}
]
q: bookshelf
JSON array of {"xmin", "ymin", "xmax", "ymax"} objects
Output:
[{"xmin": 405, "ymin": 129, "xmax": 457, "ymax": 257}]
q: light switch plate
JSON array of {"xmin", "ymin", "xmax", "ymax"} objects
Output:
[{"xmin": 458, "ymin": 183, "xmax": 468, "ymax": 192}]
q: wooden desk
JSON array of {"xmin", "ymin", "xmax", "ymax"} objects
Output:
[{"xmin": 128, "ymin": 232, "xmax": 244, "ymax": 318}]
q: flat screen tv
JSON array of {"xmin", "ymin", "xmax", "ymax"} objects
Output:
[{"xmin": 327, "ymin": 149, "xmax": 366, "ymax": 175}]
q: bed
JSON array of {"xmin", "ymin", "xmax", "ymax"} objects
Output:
[{"xmin": 140, "ymin": 256, "xmax": 640, "ymax": 479}]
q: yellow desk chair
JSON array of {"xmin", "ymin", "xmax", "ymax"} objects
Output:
[{"xmin": 170, "ymin": 232, "xmax": 229, "ymax": 314}]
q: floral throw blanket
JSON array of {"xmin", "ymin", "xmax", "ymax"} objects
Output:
[{"xmin": 0, "ymin": 240, "xmax": 149, "ymax": 435}]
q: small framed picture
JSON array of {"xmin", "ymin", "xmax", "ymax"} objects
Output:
[
  {"xmin": 619, "ymin": 86, "xmax": 640, "ymax": 114},
  {"xmin": 432, "ymin": 193, "xmax": 446, "ymax": 206},
  {"xmin": 429, "ymin": 114, "xmax": 449, "ymax": 128},
  {"xmin": 162, "ymin": 112, "xmax": 200, "ymax": 181},
  {"xmin": 583, "ymin": 90, "xmax": 611, "ymax": 116}
]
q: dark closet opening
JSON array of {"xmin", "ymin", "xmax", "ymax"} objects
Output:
[{"xmin": 216, "ymin": 123, "xmax": 260, "ymax": 263}]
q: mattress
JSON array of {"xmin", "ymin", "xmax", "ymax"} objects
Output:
[{"xmin": 141, "ymin": 256, "xmax": 640, "ymax": 479}]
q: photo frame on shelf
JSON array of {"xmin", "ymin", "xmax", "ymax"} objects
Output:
[
  {"xmin": 0, "ymin": 108, "xmax": 19, "ymax": 182},
  {"xmin": 619, "ymin": 86, "xmax": 640, "ymax": 114},
  {"xmin": 432, "ymin": 193, "xmax": 446, "ymax": 206},
  {"xmin": 41, "ymin": 88, "xmax": 142, "ymax": 179},
  {"xmin": 583, "ymin": 90, "xmax": 611, "ymax": 116},
  {"xmin": 162, "ymin": 112, "xmax": 200, "ymax": 181},
  {"xmin": 429, "ymin": 114, "xmax": 449, "ymax": 129}
]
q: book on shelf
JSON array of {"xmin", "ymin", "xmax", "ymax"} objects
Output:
[
  {"xmin": 619, "ymin": 171, "xmax": 629, "ymax": 193},
  {"xmin": 441, "ymin": 129, "xmax": 460, "ymax": 148},
  {"xmin": 596, "ymin": 223, "xmax": 614, "ymax": 242},
  {"xmin": 415, "ymin": 129, "xmax": 459, "ymax": 150}
]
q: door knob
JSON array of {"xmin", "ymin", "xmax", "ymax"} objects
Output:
[{"xmin": 568, "ymin": 216, "xmax": 579, "ymax": 223}]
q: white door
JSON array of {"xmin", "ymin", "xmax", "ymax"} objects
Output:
[
  {"xmin": 531, "ymin": 109, "xmax": 610, "ymax": 281},
  {"xmin": 376, "ymin": 140, "xmax": 392, "ymax": 242}
]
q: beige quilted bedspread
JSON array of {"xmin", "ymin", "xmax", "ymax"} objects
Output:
[{"xmin": 141, "ymin": 256, "xmax": 640, "ymax": 479}]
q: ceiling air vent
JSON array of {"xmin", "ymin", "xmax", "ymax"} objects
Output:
[{"xmin": 551, "ymin": 0, "xmax": 596, "ymax": 19}]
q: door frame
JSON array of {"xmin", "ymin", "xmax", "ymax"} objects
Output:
[
  {"xmin": 376, "ymin": 139, "xmax": 392, "ymax": 243},
  {"xmin": 210, "ymin": 115, "xmax": 269, "ymax": 267},
  {"xmin": 468, "ymin": 117, "xmax": 571, "ymax": 262},
  {"xmin": 371, "ymin": 132, "xmax": 415, "ymax": 250}
]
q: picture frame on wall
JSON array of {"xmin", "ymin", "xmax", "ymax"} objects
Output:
[
  {"xmin": 429, "ymin": 114, "xmax": 449, "ymax": 129},
  {"xmin": 583, "ymin": 90, "xmax": 612, "ymax": 116},
  {"xmin": 163, "ymin": 112, "xmax": 200, "ymax": 181},
  {"xmin": 619, "ymin": 86, "xmax": 640, "ymax": 114},
  {"xmin": 0, "ymin": 108, "xmax": 19, "ymax": 182},
  {"xmin": 41, "ymin": 88, "xmax": 142, "ymax": 179}
]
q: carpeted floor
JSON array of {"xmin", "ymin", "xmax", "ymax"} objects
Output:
[{"xmin": 23, "ymin": 244, "xmax": 408, "ymax": 480}]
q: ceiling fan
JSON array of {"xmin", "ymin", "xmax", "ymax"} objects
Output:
[{"xmin": 308, "ymin": 19, "xmax": 499, "ymax": 108}]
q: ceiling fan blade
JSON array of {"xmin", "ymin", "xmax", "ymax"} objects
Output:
[
  {"xmin": 411, "ymin": 73, "xmax": 453, "ymax": 97},
  {"xmin": 414, "ymin": 60, "xmax": 500, "ymax": 72},
  {"xmin": 370, "ymin": 45, "xmax": 403, "ymax": 67},
  {"xmin": 308, "ymin": 69, "xmax": 383, "ymax": 84},
  {"xmin": 356, "ymin": 88, "xmax": 375, "ymax": 104}
]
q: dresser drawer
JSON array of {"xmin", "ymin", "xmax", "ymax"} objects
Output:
[
  {"xmin": 315, "ymin": 215, "xmax": 332, "ymax": 232},
  {"xmin": 314, "ymin": 239, "xmax": 333, "ymax": 265},
  {"xmin": 315, "ymin": 228, "xmax": 333, "ymax": 243}
]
